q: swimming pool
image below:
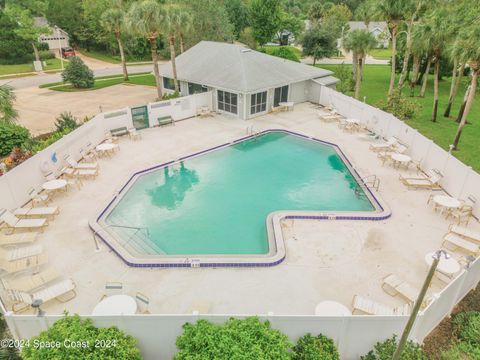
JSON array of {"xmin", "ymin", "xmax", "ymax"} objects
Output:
[{"xmin": 91, "ymin": 130, "xmax": 388, "ymax": 267}]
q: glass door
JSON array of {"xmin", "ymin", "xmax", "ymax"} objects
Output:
[
  {"xmin": 274, "ymin": 85, "xmax": 289, "ymax": 107},
  {"xmin": 131, "ymin": 106, "xmax": 149, "ymax": 130}
]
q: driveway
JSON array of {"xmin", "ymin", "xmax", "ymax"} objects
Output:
[{"xmin": 14, "ymin": 84, "xmax": 157, "ymax": 135}]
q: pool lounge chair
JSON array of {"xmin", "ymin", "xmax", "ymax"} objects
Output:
[
  {"xmin": 381, "ymin": 274, "xmax": 419, "ymax": 304},
  {"xmin": 446, "ymin": 204, "xmax": 473, "ymax": 226},
  {"xmin": 27, "ymin": 187, "xmax": 50, "ymax": 207},
  {"xmin": 0, "ymin": 244, "xmax": 43, "ymax": 261},
  {"xmin": 13, "ymin": 206, "xmax": 59, "ymax": 219},
  {"xmin": 352, "ymin": 295, "xmax": 410, "ymax": 315},
  {"xmin": 448, "ymin": 225, "xmax": 480, "ymax": 243},
  {"xmin": 64, "ymin": 155, "xmax": 98, "ymax": 170},
  {"xmin": 0, "ymin": 232, "xmax": 38, "ymax": 246},
  {"xmin": 0, "ymin": 254, "xmax": 48, "ymax": 274},
  {"xmin": 399, "ymin": 172, "xmax": 442, "ymax": 190},
  {"xmin": 442, "ymin": 233, "xmax": 480, "ymax": 256},
  {"xmin": 2, "ymin": 267, "xmax": 61, "ymax": 292},
  {"xmin": 369, "ymin": 137, "xmax": 397, "ymax": 152},
  {"xmin": 61, "ymin": 166, "xmax": 98, "ymax": 180},
  {"xmin": 0, "ymin": 209, "xmax": 48, "ymax": 233},
  {"xmin": 9, "ymin": 278, "xmax": 76, "ymax": 313}
]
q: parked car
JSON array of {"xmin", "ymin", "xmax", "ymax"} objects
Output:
[{"xmin": 61, "ymin": 47, "xmax": 75, "ymax": 58}]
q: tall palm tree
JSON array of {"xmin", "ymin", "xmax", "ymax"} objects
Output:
[
  {"xmin": 343, "ymin": 30, "xmax": 377, "ymax": 99},
  {"xmin": 126, "ymin": 0, "xmax": 165, "ymax": 100},
  {"xmin": 164, "ymin": 5, "xmax": 184, "ymax": 93},
  {"xmin": 101, "ymin": 0, "xmax": 129, "ymax": 81},
  {"xmin": 451, "ymin": 26, "xmax": 480, "ymax": 149},
  {"xmin": 177, "ymin": 10, "xmax": 193, "ymax": 54},
  {"xmin": 375, "ymin": 0, "xmax": 409, "ymax": 97},
  {"xmin": 0, "ymin": 84, "xmax": 17, "ymax": 123},
  {"xmin": 409, "ymin": 25, "xmax": 429, "ymax": 96}
]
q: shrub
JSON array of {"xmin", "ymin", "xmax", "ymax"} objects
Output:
[
  {"xmin": 267, "ymin": 46, "xmax": 300, "ymax": 62},
  {"xmin": 61, "ymin": 56, "xmax": 94, "ymax": 88},
  {"xmin": 361, "ymin": 336, "xmax": 428, "ymax": 360},
  {"xmin": 239, "ymin": 27, "xmax": 258, "ymax": 50},
  {"xmin": 21, "ymin": 314, "xmax": 142, "ymax": 360},
  {"xmin": 162, "ymin": 91, "xmax": 180, "ymax": 100},
  {"xmin": 29, "ymin": 128, "xmax": 73, "ymax": 153},
  {"xmin": 55, "ymin": 112, "xmax": 79, "ymax": 132},
  {"xmin": 376, "ymin": 90, "xmax": 421, "ymax": 121},
  {"xmin": 452, "ymin": 311, "xmax": 480, "ymax": 346},
  {"xmin": 0, "ymin": 122, "xmax": 30, "ymax": 157},
  {"xmin": 39, "ymin": 50, "xmax": 56, "ymax": 61},
  {"xmin": 441, "ymin": 342, "xmax": 480, "ymax": 359},
  {"xmin": 335, "ymin": 63, "xmax": 354, "ymax": 94},
  {"xmin": 292, "ymin": 333, "xmax": 339, "ymax": 360},
  {"xmin": 175, "ymin": 317, "xmax": 292, "ymax": 359}
]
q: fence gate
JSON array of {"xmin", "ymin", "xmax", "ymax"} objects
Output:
[{"xmin": 131, "ymin": 105, "xmax": 149, "ymax": 130}]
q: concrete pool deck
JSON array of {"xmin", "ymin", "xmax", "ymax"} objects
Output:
[{"xmin": 2, "ymin": 102, "xmax": 478, "ymax": 316}]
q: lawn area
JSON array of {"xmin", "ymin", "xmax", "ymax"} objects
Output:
[
  {"xmin": 42, "ymin": 73, "xmax": 156, "ymax": 92},
  {"xmin": 77, "ymin": 49, "xmax": 120, "ymax": 64},
  {"xmin": 262, "ymin": 45, "xmax": 303, "ymax": 59},
  {"xmin": 318, "ymin": 64, "xmax": 480, "ymax": 172},
  {"xmin": 0, "ymin": 58, "xmax": 65, "ymax": 76},
  {"xmin": 368, "ymin": 48, "xmax": 392, "ymax": 60}
]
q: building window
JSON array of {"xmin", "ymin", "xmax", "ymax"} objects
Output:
[
  {"xmin": 163, "ymin": 77, "xmax": 176, "ymax": 91},
  {"xmin": 250, "ymin": 91, "xmax": 267, "ymax": 114},
  {"xmin": 217, "ymin": 90, "xmax": 238, "ymax": 114},
  {"xmin": 274, "ymin": 85, "xmax": 288, "ymax": 107},
  {"xmin": 188, "ymin": 82, "xmax": 207, "ymax": 95}
]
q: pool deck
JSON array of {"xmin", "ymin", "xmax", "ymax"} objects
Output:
[{"xmin": 2, "ymin": 102, "xmax": 479, "ymax": 316}]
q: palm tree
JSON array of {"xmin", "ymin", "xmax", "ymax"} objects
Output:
[
  {"xmin": 343, "ymin": 30, "xmax": 377, "ymax": 99},
  {"xmin": 101, "ymin": 0, "xmax": 129, "ymax": 81},
  {"xmin": 375, "ymin": 0, "xmax": 409, "ymax": 97},
  {"xmin": 451, "ymin": 27, "xmax": 480, "ymax": 149},
  {"xmin": 177, "ymin": 10, "xmax": 193, "ymax": 54},
  {"xmin": 409, "ymin": 25, "xmax": 429, "ymax": 96},
  {"xmin": 0, "ymin": 84, "xmax": 18, "ymax": 123},
  {"xmin": 126, "ymin": 0, "xmax": 165, "ymax": 100},
  {"xmin": 164, "ymin": 5, "xmax": 183, "ymax": 92}
]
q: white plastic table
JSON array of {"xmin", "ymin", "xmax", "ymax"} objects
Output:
[
  {"xmin": 424, "ymin": 251, "xmax": 460, "ymax": 282},
  {"xmin": 433, "ymin": 195, "xmax": 461, "ymax": 210},
  {"xmin": 42, "ymin": 179, "xmax": 67, "ymax": 192},
  {"xmin": 391, "ymin": 153, "xmax": 411, "ymax": 169},
  {"xmin": 96, "ymin": 143, "xmax": 118, "ymax": 156},
  {"xmin": 278, "ymin": 101, "xmax": 294, "ymax": 111},
  {"xmin": 315, "ymin": 301, "xmax": 351, "ymax": 316},
  {"xmin": 92, "ymin": 295, "xmax": 137, "ymax": 315},
  {"xmin": 345, "ymin": 118, "xmax": 360, "ymax": 124}
]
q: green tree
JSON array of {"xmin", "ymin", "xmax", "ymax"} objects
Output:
[
  {"xmin": 126, "ymin": 0, "xmax": 165, "ymax": 100},
  {"xmin": 354, "ymin": 0, "xmax": 376, "ymax": 29},
  {"xmin": 292, "ymin": 333, "xmax": 340, "ymax": 360},
  {"xmin": 322, "ymin": 3, "xmax": 352, "ymax": 39},
  {"xmin": 45, "ymin": 0, "xmax": 84, "ymax": 46},
  {"xmin": 361, "ymin": 335, "xmax": 428, "ymax": 359},
  {"xmin": 226, "ymin": 0, "xmax": 249, "ymax": 39},
  {"xmin": 249, "ymin": 0, "xmax": 282, "ymax": 46},
  {"xmin": 375, "ymin": 0, "xmax": 408, "ymax": 97},
  {"xmin": 451, "ymin": 2, "xmax": 480, "ymax": 149},
  {"xmin": 164, "ymin": 4, "xmax": 184, "ymax": 92},
  {"xmin": 343, "ymin": 29, "xmax": 377, "ymax": 99},
  {"xmin": 301, "ymin": 25, "xmax": 337, "ymax": 65},
  {"xmin": 267, "ymin": 46, "xmax": 300, "ymax": 62},
  {"xmin": 61, "ymin": 56, "xmax": 94, "ymax": 88},
  {"xmin": 276, "ymin": 10, "xmax": 303, "ymax": 45},
  {"xmin": 101, "ymin": 0, "xmax": 129, "ymax": 80},
  {"xmin": 0, "ymin": 85, "xmax": 18, "ymax": 123},
  {"xmin": 176, "ymin": 9, "xmax": 192, "ymax": 54},
  {"xmin": 0, "ymin": 10, "xmax": 32, "ymax": 65},
  {"xmin": 21, "ymin": 314, "xmax": 142, "ymax": 360},
  {"xmin": 4, "ymin": 4, "xmax": 50, "ymax": 65}
]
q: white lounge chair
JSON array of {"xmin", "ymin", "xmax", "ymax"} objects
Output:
[
  {"xmin": 382, "ymin": 274, "xmax": 419, "ymax": 304},
  {"xmin": 9, "ymin": 278, "xmax": 76, "ymax": 313},
  {"xmin": 446, "ymin": 204, "xmax": 474, "ymax": 226},
  {"xmin": 13, "ymin": 206, "xmax": 59, "ymax": 219},
  {"xmin": 369, "ymin": 137, "xmax": 397, "ymax": 152},
  {"xmin": 135, "ymin": 292, "xmax": 150, "ymax": 314},
  {"xmin": 442, "ymin": 233, "xmax": 480, "ymax": 256},
  {"xmin": 0, "ymin": 244, "xmax": 43, "ymax": 261},
  {"xmin": 0, "ymin": 254, "xmax": 48, "ymax": 274},
  {"xmin": 61, "ymin": 166, "xmax": 98, "ymax": 180},
  {"xmin": 449, "ymin": 225, "xmax": 480, "ymax": 243},
  {"xmin": 27, "ymin": 187, "xmax": 50, "ymax": 207},
  {"xmin": 0, "ymin": 209, "xmax": 48, "ymax": 233},
  {"xmin": 0, "ymin": 232, "xmax": 38, "ymax": 246},
  {"xmin": 352, "ymin": 295, "xmax": 410, "ymax": 315},
  {"xmin": 2, "ymin": 267, "xmax": 61, "ymax": 292},
  {"xmin": 399, "ymin": 171, "xmax": 442, "ymax": 190},
  {"xmin": 128, "ymin": 128, "xmax": 141, "ymax": 140},
  {"xmin": 100, "ymin": 281, "xmax": 123, "ymax": 300},
  {"xmin": 64, "ymin": 154, "xmax": 98, "ymax": 170}
]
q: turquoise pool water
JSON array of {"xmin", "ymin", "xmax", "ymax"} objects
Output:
[{"xmin": 105, "ymin": 132, "xmax": 374, "ymax": 255}]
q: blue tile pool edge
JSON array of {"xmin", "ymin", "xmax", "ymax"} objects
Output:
[{"xmin": 90, "ymin": 129, "xmax": 391, "ymax": 268}]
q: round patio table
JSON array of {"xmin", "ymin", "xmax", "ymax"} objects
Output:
[
  {"xmin": 42, "ymin": 179, "xmax": 67, "ymax": 192},
  {"xmin": 391, "ymin": 153, "xmax": 411, "ymax": 168},
  {"xmin": 424, "ymin": 251, "xmax": 460, "ymax": 276},
  {"xmin": 315, "ymin": 301, "xmax": 351, "ymax": 316},
  {"xmin": 433, "ymin": 195, "xmax": 461, "ymax": 210},
  {"xmin": 92, "ymin": 295, "xmax": 137, "ymax": 315}
]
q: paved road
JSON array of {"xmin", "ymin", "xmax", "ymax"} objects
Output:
[
  {"xmin": 302, "ymin": 55, "xmax": 389, "ymax": 66},
  {"xmin": 0, "ymin": 64, "xmax": 155, "ymax": 89}
]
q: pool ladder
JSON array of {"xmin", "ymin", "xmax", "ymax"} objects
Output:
[
  {"xmin": 246, "ymin": 126, "xmax": 260, "ymax": 138},
  {"xmin": 361, "ymin": 175, "xmax": 380, "ymax": 192}
]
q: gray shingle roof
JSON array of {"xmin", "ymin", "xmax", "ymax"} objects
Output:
[{"xmin": 158, "ymin": 41, "xmax": 333, "ymax": 93}]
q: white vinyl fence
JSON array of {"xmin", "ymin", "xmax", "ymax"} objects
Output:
[{"xmin": 1, "ymin": 88, "xmax": 479, "ymax": 359}]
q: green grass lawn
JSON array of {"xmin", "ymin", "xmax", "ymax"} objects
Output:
[
  {"xmin": 77, "ymin": 49, "xmax": 120, "ymax": 64},
  {"xmin": 42, "ymin": 73, "xmax": 156, "ymax": 92},
  {"xmin": 0, "ymin": 58, "xmax": 65, "ymax": 76},
  {"xmin": 318, "ymin": 64, "xmax": 480, "ymax": 171},
  {"xmin": 368, "ymin": 48, "xmax": 392, "ymax": 60}
]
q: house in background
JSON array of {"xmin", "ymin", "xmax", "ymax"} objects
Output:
[
  {"xmin": 346, "ymin": 21, "xmax": 390, "ymax": 48},
  {"xmin": 158, "ymin": 41, "xmax": 338, "ymax": 120},
  {"xmin": 34, "ymin": 17, "xmax": 70, "ymax": 52}
]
